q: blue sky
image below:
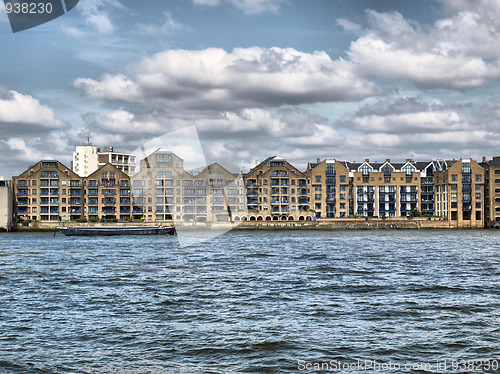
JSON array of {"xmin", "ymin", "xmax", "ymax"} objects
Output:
[{"xmin": 1, "ymin": 0, "xmax": 500, "ymax": 177}]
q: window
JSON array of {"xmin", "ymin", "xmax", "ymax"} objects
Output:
[
  {"xmin": 339, "ymin": 175, "xmax": 346, "ymax": 183},
  {"xmin": 451, "ymin": 193, "xmax": 457, "ymax": 199},
  {"xmin": 451, "ymin": 202, "xmax": 457, "ymax": 209},
  {"xmin": 340, "ymin": 194, "xmax": 346, "ymax": 200},
  {"xmin": 462, "ymin": 161, "xmax": 471, "ymax": 174},
  {"xmin": 476, "ymin": 193, "xmax": 481, "ymax": 199},
  {"xmin": 476, "ymin": 202, "xmax": 482, "ymax": 209},
  {"xmin": 315, "ymin": 175, "xmax": 322, "ymax": 183},
  {"xmin": 32, "ymin": 189, "xmax": 37, "ymax": 194},
  {"xmin": 360, "ymin": 164, "xmax": 371, "ymax": 175},
  {"xmin": 340, "ymin": 185, "xmax": 346, "ymax": 191},
  {"xmin": 451, "ymin": 184, "xmax": 457, "ymax": 191},
  {"xmin": 315, "ymin": 194, "xmax": 321, "ymax": 200},
  {"xmin": 475, "ymin": 174, "xmax": 482, "ymax": 182},
  {"xmin": 315, "ymin": 185, "xmax": 321, "ymax": 192},
  {"xmin": 451, "ymin": 174, "xmax": 458, "ymax": 181},
  {"xmin": 476, "ymin": 184, "xmax": 482, "ymax": 191}
]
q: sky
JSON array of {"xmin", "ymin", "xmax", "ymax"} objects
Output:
[{"xmin": 1, "ymin": 0, "xmax": 500, "ymax": 178}]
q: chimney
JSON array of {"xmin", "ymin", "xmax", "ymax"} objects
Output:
[
  {"xmin": 386, "ymin": 159, "xmax": 391, "ymax": 163},
  {"xmin": 406, "ymin": 158, "xmax": 412, "ymax": 163},
  {"xmin": 483, "ymin": 156, "xmax": 487, "ymax": 163},
  {"xmin": 317, "ymin": 158, "xmax": 321, "ymax": 163},
  {"xmin": 364, "ymin": 158, "xmax": 370, "ymax": 163}
]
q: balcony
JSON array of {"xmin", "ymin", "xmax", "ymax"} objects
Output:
[
  {"xmin": 133, "ymin": 208, "xmax": 144, "ymax": 213},
  {"xmin": 70, "ymin": 200, "xmax": 82, "ymax": 205},
  {"xmin": 120, "ymin": 208, "xmax": 131, "ymax": 213},
  {"xmin": 299, "ymin": 198, "xmax": 309, "ymax": 204},
  {"xmin": 326, "ymin": 198, "xmax": 336, "ymax": 203},
  {"xmin": 50, "ymin": 200, "xmax": 59, "ymax": 205},
  {"xmin": 70, "ymin": 182, "xmax": 82, "ymax": 187},
  {"xmin": 462, "ymin": 187, "xmax": 472, "ymax": 193},
  {"xmin": 104, "ymin": 200, "xmax": 116, "ymax": 205},
  {"xmin": 246, "ymin": 182, "xmax": 258, "ymax": 187},
  {"xmin": 247, "ymin": 199, "xmax": 258, "ymax": 205},
  {"xmin": 17, "ymin": 191, "xmax": 29, "ymax": 196},
  {"xmin": 70, "ymin": 191, "xmax": 82, "ymax": 196},
  {"xmin": 17, "ymin": 200, "xmax": 29, "ymax": 205},
  {"xmin": 16, "ymin": 183, "xmax": 28, "ymax": 187},
  {"xmin": 246, "ymin": 191, "xmax": 258, "ymax": 195},
  {"xmin": 120, "ymin": 182, "xmax": 130, "ymax": 187},
  {"xmin": 40, "ymin": 208, "xmax": 49, "ymax": 214},
  {"xmin": 17, "ymin": 208, "xmax": 29, "ymax": 214},
  {"xmin": 70, "ymin": 209, "xmax": 82, "ymax": 214},
  {"xmin": 88, "ymin": 200, "xmax": 98, "ymax": 205},
  {"xmin": 270, "ymin": 172, "xmax": 289, "ymax": 177}
]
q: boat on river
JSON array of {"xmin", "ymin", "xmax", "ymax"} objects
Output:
[{"xmin": 57, "ymin": 225, "xmax": 176, "ymax": 236}]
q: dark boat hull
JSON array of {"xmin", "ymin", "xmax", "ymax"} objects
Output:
[{"xmin": 57, "ymin": 226, "xmax": 176, "ymax": 236}]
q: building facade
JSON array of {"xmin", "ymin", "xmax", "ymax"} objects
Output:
[
  {"xmin": 305, "ymin": 159, "xmax": 350, "ymax": 218},
  {"xmin": 244, "ymin": 156, "xmax": 314, "ymax": 221},
  {"xmin": 131, "ymin": 151, "xmax": 243, "ymax": 222},
  {"xmin": 98, "ymin": 146, "xmax": 137, "ymax": 176},
  {"xmin": 73, "ymin": 144, "xmax": 99, "ymax": 177},
  {"xmin": 13, "ymin": 160, "xmax": 84, "ymax": 222},
  {"xmin": 434, "ymin": 159, "xmax": 484, "ymax": 228},
  {"xmin": 0, "ymin": 177, "xmax": 13, "ymax": 230},
  {"xmin": 84, "ymin": 163, "xmax": 132, "ymax": 221},
  {"xmin": 480, "ymin": 156, "xmax": 500, "ymax": 227}
]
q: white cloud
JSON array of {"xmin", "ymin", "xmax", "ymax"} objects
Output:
[
  {"xmin": 137, "ymin": 12, "xmax": 186, "ymax": 35},
  {"xmin": 0, "ymin": 90, "xmax": 68, "ymax": 131},
  {"xmin": 74, "ymin": 47, "xmax": 380, "ymax": 109},
  {"xmin": 193, "ymin": 0, "xmax": 284, "ymax": 14},
  {"xmin": 62, "ymin": 0, "xmax": 125, "ymax": 36}
]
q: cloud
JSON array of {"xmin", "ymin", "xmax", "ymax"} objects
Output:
[
  {"xmin": 62, "ymin": 0, "xmax": 125, "ymax": 37},
  {"xmin": 345, "ymin": 10, "xmax": 500, "ymax": 90},
  {"xmin": 337, "ymin": 96, "xmax": 469, "ymax": 133},
  {"xmin": 74, "ymin": 47, "xmax": 381, "ymax": 110},
  {"xmin": 137, "ymin": 11, "xmax": 186, "ymax": 35},
  {"xmin": 192, "ymin": 0, "xmax": 284, "ymax": 14},
  {"xmin": 0, "ymin": 90, "xmax": 68, "ymax": 136}
]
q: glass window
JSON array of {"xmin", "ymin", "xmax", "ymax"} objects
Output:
[
  {"xmin": 475, "ymin": 174, "xmax": 482, "ymax": 182},
  {"xmin": 315, "ymin": 175, "xmax": 322, "ymax": 183},
  {"xmin": 451, "ymin": 174, "xmax": 458, "ymax": 181}
]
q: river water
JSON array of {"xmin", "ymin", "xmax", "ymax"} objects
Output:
[{"xmin": 0, "ymin": 230, "xmax": 499, "ymax": 373}]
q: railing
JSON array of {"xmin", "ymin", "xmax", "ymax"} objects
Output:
[
  {"xmin": 17, "ymin": 191, "xmax": 29, "ymax": 196},
  {"xmin": 104, "ymin": 200, "xmax": 116, "ymax": 205},
  {"xmin": 246, "ymin": 182, "xmax": 258, "ymax": 187},
  {"xmin": 70, "ymin": 182, "xmax": 82, "ymax": 187},
  {"xmin": 246, "ymin": 191, "xmax": 258, "ymax": 195},
  {"xmin": 17, "ymin": 201, "xmax": 29, "ymax": 205},
  {"xmin": 16, "ymin": 183, "xmax": 28, "ymax": 187},
  {"xmin": 88, "ymin": 191, "xmax": 98, "ymax": 196},
  {"xmin": 88, "ymin": 200, "xmax": 98, "ymax": 205},
  {"xmin": 70, "ymin": 191, "xmax": 82, "ymax": 196}
]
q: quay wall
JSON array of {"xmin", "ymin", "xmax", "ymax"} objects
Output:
[{"xmin": 10, "ymin": 217, "xmax": 476, "ymax": 231}]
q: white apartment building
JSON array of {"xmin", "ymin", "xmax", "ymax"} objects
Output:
[
  {"xmin": 73, "ymin": 145, "xmax": 99, "ymax": 177},
  {"xmin": 0, "ymin": 176, "xmax": 13, "ymax": 231},
  {"xmin": 98, "ymin": 146, "xmax": 137, "ymax": 177}
]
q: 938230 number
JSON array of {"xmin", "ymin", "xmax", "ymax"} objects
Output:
[{"xmin": 5, "ymin": 2, "xmax": 53, "ymax": 14}]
